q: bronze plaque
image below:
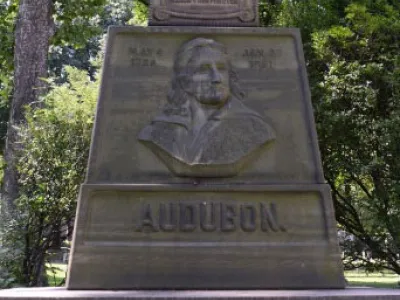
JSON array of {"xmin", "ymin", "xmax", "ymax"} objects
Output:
[
  {"xmin": 149, "ymin": 0, "xmax": 258, "ymax": 26},
  {"xmin": 67, "ymin": 27, "xmax": 345, "ymax": 289}
]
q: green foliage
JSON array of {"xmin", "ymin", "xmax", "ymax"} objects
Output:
[
  {"xmin": 276, "ymin": 0, "xmax": 340, "ymax": 39},
  {"xmin": 345, "ymin": 270, "xmax": 400, "ymax": 288},
  {"xmin": 102, "ymin": 0, "xmax": 134, "ymax": 27},
  {"xmin": 1, "ymin": 0, "xmax": 399, "ymax": 287},
  {"xmin": 49, "ymin": 0, "xmax": 134, "ymax": 83},
  {"xmin": 262, "ymin": 0, "xmax": 400, "ymax": 275},
  {"xmin": 0, "ymin": 66, "xmax": 98, "ymax": 287},
  {"xmin": 52, "ymin": 0, "xmax": 107, "ymax": 47},
  {"xmin": 261, "ymin": 0, "xmax": 346, "ymax": 64},
  {"xmin": 259, "ymin": 0, "xmax": 282, "ymax": 26},
  {"xmin": 311, "ymin": 1, "xmax": 400, "ymax": 274},
  {"xmin": 0, "ymin": 0, "xmax": 126, "ymax": 287},
  {"xmin": 129, "ymin": 0, "xmax": 148, "ymax": 26},
  {"xmin": 46, "ymin": 263, "xmax": 67, "ymax": 287},
  {"xmin": 0, "ymin": 249, "xmax": 16, "ymax": 288},
  {"xmin": 0, "ymin": 0, "xmax": 108, "ymax": 150},
  {"xmin": 0, "ymin": 0, "xmax": 18, "ymax": 149},
  {"xmin": 0, "ymin": 0, "xmax": 17, "ymax": 75}
]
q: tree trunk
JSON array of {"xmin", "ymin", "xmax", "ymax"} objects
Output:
[{"xmin": 2, "ymin": 0, "xmax": 54, "ymax": 214}]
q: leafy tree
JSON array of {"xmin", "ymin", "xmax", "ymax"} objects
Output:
[
  {"xmin": 0, "ymin": 66, "xmax": 98, "ymax": 287},
  {"xmin": 49, "ymin": 0, "xmax": 134, "ymax": 82},
  {"xmin": 276, "ymin": 0, "xmax": 340, "ymax": 41},
  {"xmin": 311, "ymin": 2, "xmax": 400, "ymax": 274},
  {"xmin": 2, "ymin": 0, "xmax": 55, "ymax": 215},
  {"xmin": 259, "ymin": 0, "xmax": 283, "ymax": 26},
  {"xmin": 0, "ymin": 0, "xmax": 133, "ymax": 287},
  {"xmin": 0, "ymin": 0, "xmax": 18, "ymax": 151},
  {"xmin": 2, "ymin": 0, "xmax": 106, "ymax": 216},
  {"xmin": 129, "ymin": 0, "xmax": 148, "ymax": 26},
  {"xmin": 264, "ymin": 0, "xmax": 400, "ymax": 273}
]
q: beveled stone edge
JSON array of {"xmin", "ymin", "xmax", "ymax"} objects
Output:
[
  {"xmin": 1, "ymin": 287, "xmax": 400, "ymax": 299},
  {"xmin": 107, "ymin": 25, "xmax": 300, "ymax": 36},
  {"xmin": 80, "ymin": 183, "xmax": 331, "ymax": 192},
  {"xmin": 148, "ymin": 20, "xmax": 259, "ymax": 27}
]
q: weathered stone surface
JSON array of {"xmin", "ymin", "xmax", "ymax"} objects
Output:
[
  {"xmin": 2, "ymin": 288, "xmax": 400, "ymax": 300},
  {"xmin": 68, "ymin": 184, "xmax": 343, "ymax": 289},
  {"xmin": 149, "ymin": 0, "xmax": 258, "ymax": 27},
  {"xmin": 85, "ymin": 27, "xmax": 324, "ymax": 184},
  {"xmin": 67, "ymin": 26, "xmax": 344, "ymax": 289},
  {"xmin": 137, "ymin": 37, "xmax": 276, "ymax": 177}
]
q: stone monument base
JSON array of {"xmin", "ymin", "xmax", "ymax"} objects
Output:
[
  {"xmin": 68, "ymin": 184, "xmax": 344, "ymax": 289},
  {"xmin": 1, "ymin": 288, "xmax": 400, "ymax": 300}
]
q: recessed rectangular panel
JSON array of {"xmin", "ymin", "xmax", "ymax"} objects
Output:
[
  {"xmin": 84, "ymin": 190, "xmax": 325, "ymax": 244},
  {"xmin": 86, "ymin": 27, "xmax": 323, "ymax": 184},
  {"xmin": 67, "ymin": 184, "xmax": 345, "ymax": 289}
]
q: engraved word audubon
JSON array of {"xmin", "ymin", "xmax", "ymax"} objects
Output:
[{"xmin": 135, "ymin": 202, "xmax": 286, "ymax": 233}]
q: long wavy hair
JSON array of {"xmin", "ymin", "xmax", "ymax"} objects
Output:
[{"xmin": 162, "ymin": 38, "xmax": 245, "ymax": 117}]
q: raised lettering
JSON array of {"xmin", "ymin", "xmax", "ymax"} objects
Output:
[
  {"xmin": 243, "ymin": 48, "xmax": 264, "ymax": 58},
  {"xmin": 129, "ymin": 46, "xmax": 159, "ymax": 67},
  {"xmin": 249, "ymin": 60, "xmax": 272, "ymax": 70},
  {"xmin": 135, "ymin": 204, "xmax": 159, "ymax": 232},
  {"xmin": 129, "ymin": 47, "xmax": 138, "ymax": 55},
  {"xmin": 131, "ymin": 58, "xmax": 141, "ymax": 66},
  {"xmin": 243, "ymin": 48, "xmax": 282, "ymax": 70},
  {"xmin": 159, "ymin": 203, "xmax": 177, "ymax": 232},
  {"xmin": 200, "ymin": 202, "xmax": 217, "ymax": 232},
  {"xmin": 131, "ymin": 58, "xmax": 157, "ymax": 67},
  {"xmin": 260, "ymin": 203, "xmax": 286, "ymax": 232},
  {"xmin": 139, "ymin": 48, "xmax": 152, "ymax": 56},
  {"xmin": 134, "ymin": 201, "xmax": 287, "ymax": 234},
  {"xmin": 179, "ymin": 203, "xmax": 197, "ymax": 232},
  {"xmin": 221, "ymin": 203, "xmax": 236, "ymax": 232},
  {"xmin": 240, "ymin": 204, "xmax": 256, "ymax": 232}
]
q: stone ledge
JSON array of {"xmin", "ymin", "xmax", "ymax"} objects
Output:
[{"xmin": 1, "ymin": 288, "xmax": 400, "ymax": 300}]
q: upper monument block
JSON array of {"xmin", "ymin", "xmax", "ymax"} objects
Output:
[{"xmin": 149, "ymin": 0, "xmax": 258, "ymax": 27}]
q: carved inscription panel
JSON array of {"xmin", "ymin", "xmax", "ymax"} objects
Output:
[
  {"xmin": 69, "ymin": 185, "xmax": 345, "ymax": 289},
  {"xmin": 243, "ymin": 47, "xmax": 283, "ymax": 70},
  {"xmin": 87, "ymin": 27, "xmax": 323, "ymax": 184},
  {"xmin": 82, "ymin": 190, "xmax": 327, "ymax": 245},
  {"xmin": 149, "ymin": 0, "xmax": 258, "ymax": 26}
]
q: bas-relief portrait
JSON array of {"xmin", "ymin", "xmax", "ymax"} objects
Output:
[{"xmin": 138, "ymin": 38, "xmax": 275, "ymax": 177}]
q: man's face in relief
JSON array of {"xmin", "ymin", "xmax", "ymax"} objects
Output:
[{"xmin": 186, "ymin": 47, "xmax": 230, "ymax": 107}]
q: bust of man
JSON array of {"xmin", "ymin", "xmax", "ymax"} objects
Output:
[{"xmin": 138, "ymin": 37, "xmax": 275, "ymax": 177}]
